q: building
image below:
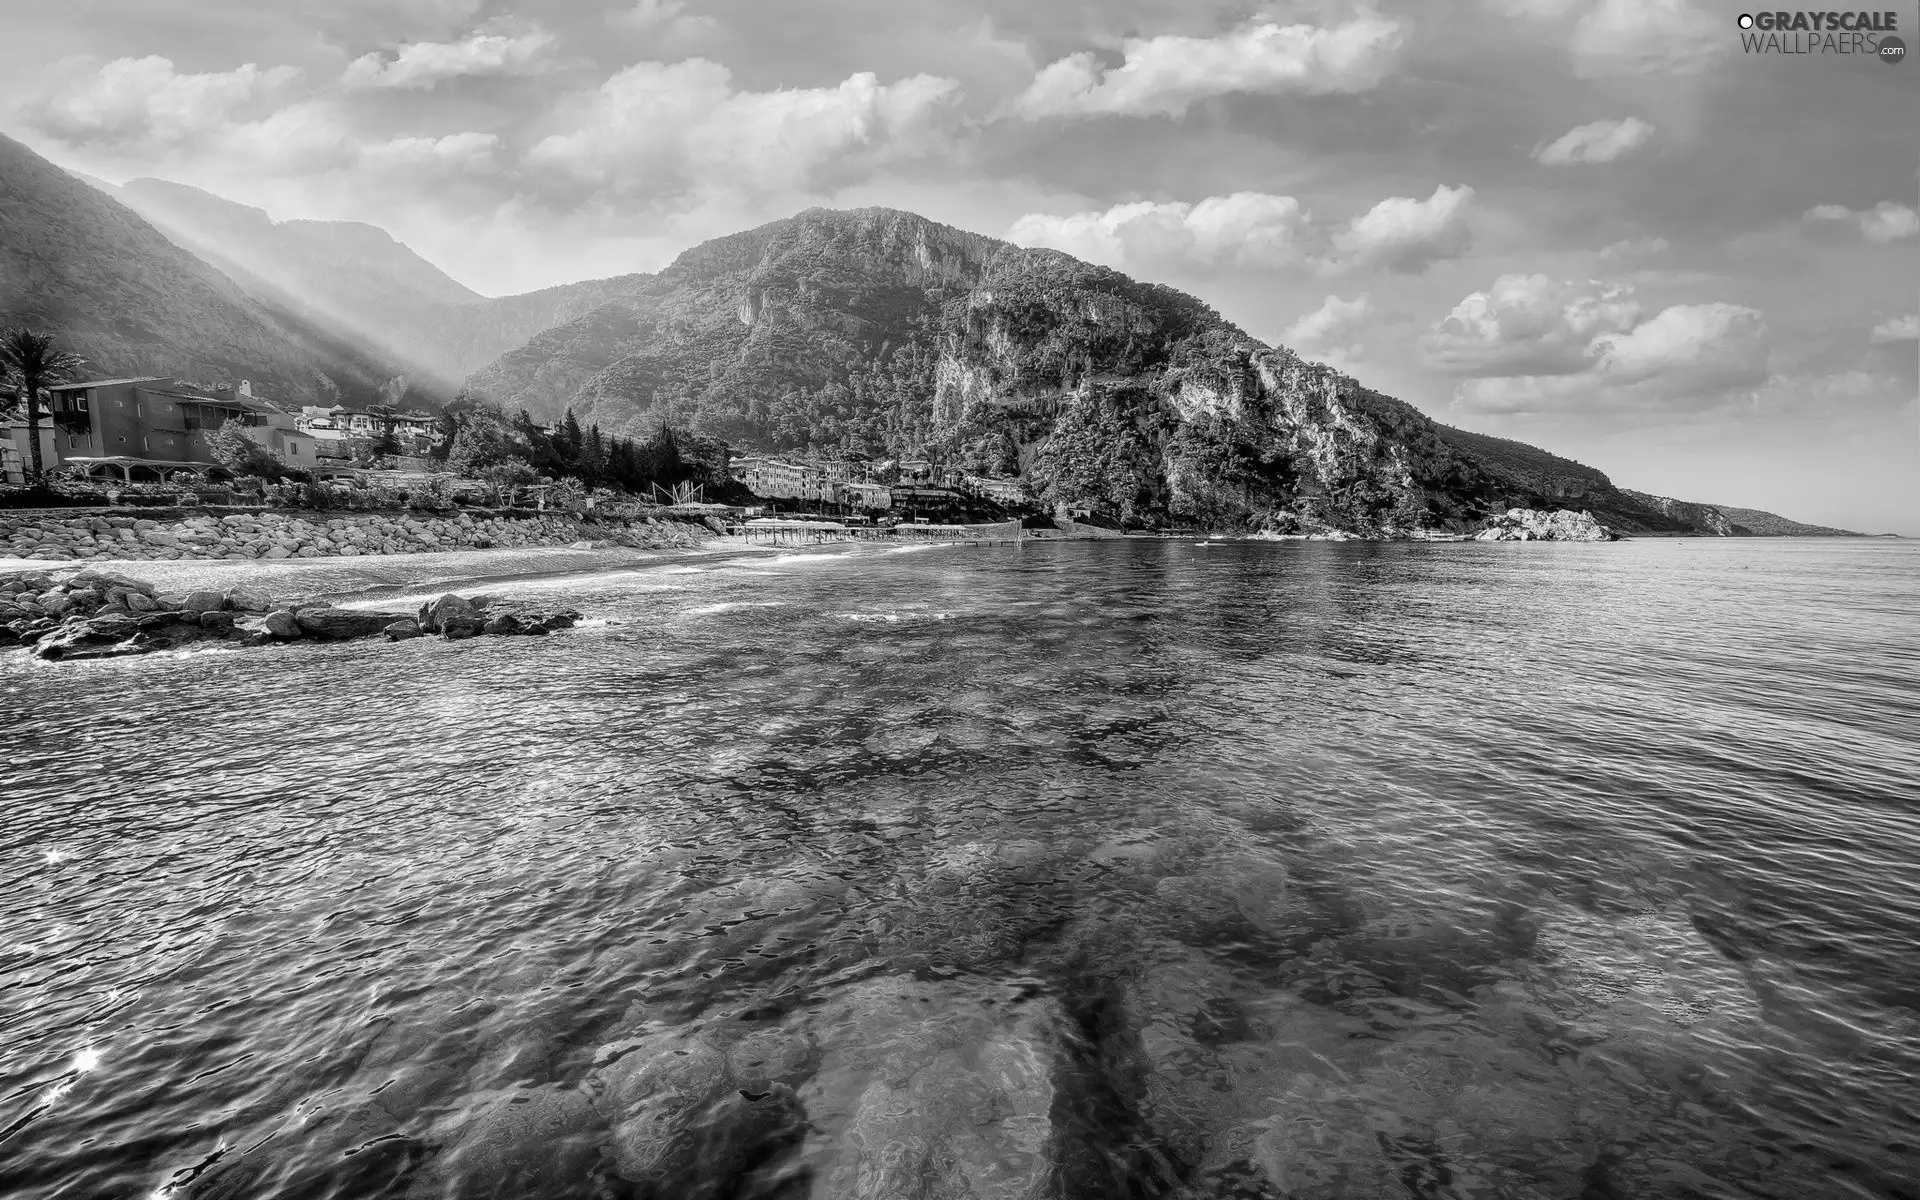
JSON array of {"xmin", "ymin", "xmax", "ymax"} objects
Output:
[
  {"xmin": 8, "ymin": 377, "xmax": 320, "ymax": 483},
  {"xmin": 963, "ymin": 474, "xmax": 1031, "ymax": 507},
  {"xmin": 840, "ymin": 481, "xmax": 893, "ymax": 511}
]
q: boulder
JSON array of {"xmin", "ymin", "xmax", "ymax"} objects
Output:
[
  {"xmin": 295, "ymin": 607, "xmax": 408, "ymax": 641},
  {"xmin": 384, "ymin": 619, "xmax": 424, "ymax": 641},
  {"xmin": 417, "ymin": 593, "xmax": 478, "ymax": 634},
  {"xmin": 263, "ymin": 610, "xmax": 302, "ymax": 639},
  {"xmin": 226, "ymin": 587, "xmax": 274, "ymax": 613},
  {"xmin": 126, "ymin": 592, "xmax": 158, "ymax": 613},
  {"xmin": 441, "ymin": 617, "xmax": 483, "ymax": 641},
  {"xmin": 198, "ymin": 611, "xmax": 236, "ymax": 634},
  {"xmin": 180, "ymin": 589, "xmax": 227, "ymax": 616},
  {"xmin": 482, "ymin": 613, "xmax": 522, "ymax": 636},
  {"xmin": 83, "ymin": 614, "xmax": 143, "ymax": 642}
]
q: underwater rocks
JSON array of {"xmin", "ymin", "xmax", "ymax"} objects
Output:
[
  {"xmin": 2, "ymin": 568, "xmax": 586, "ymax": 661},
  {"xmin": 1475, "ymin": 508, "xmax": 1618, "ymax": 542}
]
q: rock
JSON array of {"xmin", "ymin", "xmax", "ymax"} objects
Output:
[
  {"xmin": 226, "ymin": 587, "xmax": 273, "ymax": 613},
  {"xmin": 800, "ymin": 977, "xmax": 1068, "ymax": 1199},
  {"xmin": 590, "ymin": 1025, "xmax": 811, "ymax": 1193},
  {"xmin": 263, "ymin": 610, "xmax": 302, "ymax": 639},
  {"xmin": 295, "ymin": 607, "xmax": 409, "ymax": 641},
  {"xmin": 441, "ymin": 617, "xmax": 483, "ymax": 640},
  {"xmin": 37, "ymin": 592, "xmax": 73, "ymax": 617},
  {"xmin": 83, "ymin": 613, "xmax": 143, "ymax": 642},
  {"xmin": 181, "ymin": 589, "xmax": 227, "ymax": 616},
  {"xmin": 1476, "ymin": 508, "xmax": 1616, "ymax": 542},
  {"xmin": 126, "ymin": 592, "xmax": 157, "ymax": 612},
  {"xmin": 417, "ymin": 593, "xmax": 478, "ymax": 634},
  {"xmin": 198, "ymin": 611, "xmax": 236, "ymax": 634},
  {"xmin": 237, "ymin": 631, "xmax": 274, "ymax": 648},
  {"xmin": 384, "ymin": 619, "xmax": 424, "ymax": 641},
  {"xmin": 482, "ymin": 613, "xmax": 522, "ymax": 636},
  {"xmin": 412, "ymin": 1086, "xmax": 607, "ymax": 1200}
]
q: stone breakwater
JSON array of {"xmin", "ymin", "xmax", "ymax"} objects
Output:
[
  {"xmin": 0, "ymin": 508, "xmax": 714, "ymax": 564},
  {"xmin": 1475, "ymin": 508, "xmax": 1618, "ymax": 542},
  {"xmin": 0, "ymin": 568, "xmax": 581, "ymax": 661}
]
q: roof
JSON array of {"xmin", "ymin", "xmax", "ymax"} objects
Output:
[{"xmin": 49, "ymin": 377, "xmax": 168, "ymax": 391}]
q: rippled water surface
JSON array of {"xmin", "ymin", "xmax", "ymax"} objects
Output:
[{"xmin": 4, "ymin": 538, "xmax": 1918, "ymax": 1199}]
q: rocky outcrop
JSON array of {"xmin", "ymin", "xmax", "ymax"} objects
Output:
[
  {"xmin": 1473, "ymin": 508, "xmax": 1617, "ymax": 542},
  {"xmin": 2, "ymin": 568, "xmax": 585, "ymax": 660},
  {"xmin": 0, "ymin": 509, "xmax": 709, "ymax": 564}
]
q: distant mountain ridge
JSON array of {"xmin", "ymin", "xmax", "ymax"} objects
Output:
[
  {"xmin": 0, "ymin": 132, "xmax": 428, "ymax": 407},
  {"xmin": 1624, "ymin": 491, "xmax": 1861, "ymax": 537}
]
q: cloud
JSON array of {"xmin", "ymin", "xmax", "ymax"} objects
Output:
[
  {"xmin": 1282, "ymin": 293, "xmax": 1375, "ymax": 361},
  {"xmin": 529, "ymin": 60, "xmax": 963, "ymax": 201},
  {"xmin": 1009, "ymin": 185, "xmax": 1474, "ymax": 275},
  {"xmin": 611, "ymin": 0, "xmax": 720, "ymax": 44},
  {"xmin": 1588, "ymin": 302, "xmax": 1768, "ymax": 392},
  {"xmin": 1804, "ymin": 202, "xmax": 1920, "ymax": 244},
  {"xmin": 1012, "ymin": 14, "xmax": 1403, "ymax": 120},
  {"xmin": 1597, "ymin": 235, "xmax": 1672, "ymax": 263},
  {"xmin": 1534, "ymin": 116, "xmax": 1654, "ymax": 165},
  {"xmin": 1424, "ymin": 274, "xmax": 1642, "ymax": 376},
  {"xmin": 341, "ymin": 27, "xmax": 558, "ymax": 89},
  {"xmin": 1329, "ymin": 184, "xmax": 1474, "ymax": 273},
  {"xmin": 1493, "ymin": 0, "xmax": 1724, "ymax": 77},
  {"xmin": 1006, "ymin": 193, "xmax": 1314, "ymax": 270},
  {"xmin": 27, "ymin": 56, "xmax": 301, "ymax": 148},
  {"xmin": 1870, "ymin": 314, "xmax": 1919, "ymax": 343},
  {"xmin": 1434, "ymin": 275, "xmax": 1769, "ymax": 417}
]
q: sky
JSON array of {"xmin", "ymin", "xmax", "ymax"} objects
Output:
[{"xmin": 3, "ymin": 0, "xmax": 1916, "ymax": 532}]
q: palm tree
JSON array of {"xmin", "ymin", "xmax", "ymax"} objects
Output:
[{"xmin": 0, "ymin": 329, "xmax": 88, "ymax": 484}]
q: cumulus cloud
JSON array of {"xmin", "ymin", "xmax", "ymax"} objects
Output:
[
  {"xmin": 1871, "ymin": 314, "xmax": 1919, "ymax": 343},
  {"xmin": 27, "ymin": 56, "xmax": 301, "ymax": 148},
  {"xmin": 1424, "ymin": 274, "xmax": 1641, "ymax": 376},
  {"xmin": 1804, "ymin": 202, "xmax": 1920, "ymax": 244},
  {"xmin": 1012, "ymin": 14, "xmax": 1403, "ymax": 120},
  {"xmin": 1434, "ymin": 274, "xmax": 1769, "ymax": 416},
  {"xmin": 1534, "ymin": 117, "xmax": 1654, "ymax": 165},
  {"xmin": 341, "ymin": 27, "xmax": 558, "ymax": 89},
  {"xmin": 1009, "ymin": 185, "xmax": 1473, "ymax": 275},
  {"xmin": 1282, "ymin": 293, "xmax": 1376, "ymax": 361},
  {"xmin": 1006, "ymin": 193, "xmax": 1314, "ymax": 270},
  {"xmin": 1588, "ymin": 302, "xmax": 1768, "ymax": 392},
  {"xmin": 1329, "ymin": 185, "xmax": 1474, "ymax": 273},
  {"xmin": 529, "ymin": 60, "xmax": 962, "ymax": 200}
]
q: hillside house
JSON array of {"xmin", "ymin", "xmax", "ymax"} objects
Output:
[{"xmin": 7, "ymin": 377, "xmax": 319, "ymax": 483}]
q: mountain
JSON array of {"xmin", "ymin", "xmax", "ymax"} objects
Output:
[
  {"xmin": 0, "ymin": 132, "xmax": 429, "ymax": 407},
  {"xmin": 81, "ymin": 174, "xmax": 657, "ymax": 385},
  {"xmin": 462, "ymin": 206, "xmax": 1783, "ymax": 535},
  {"xmin": 1623, "ymin": 492, "xmax": 1861, "ymax": 537}
]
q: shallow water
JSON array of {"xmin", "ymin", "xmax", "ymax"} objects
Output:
[{"xmin": 3, "ymin": 538, "xmax": 1917, "ymax": 1199}]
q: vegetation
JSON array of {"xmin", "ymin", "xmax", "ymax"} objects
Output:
[
  {"xmin": 206, "ymin": 418, "xmax": 296, "ymax": 480},
  {"xmin": 0, "ymin": 328, "xmax": 87, "ymax": 482}
]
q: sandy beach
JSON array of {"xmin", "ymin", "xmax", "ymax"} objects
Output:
[{"xmin": 0, "ymin": 536, "xmax": 779, "ymax": 609}]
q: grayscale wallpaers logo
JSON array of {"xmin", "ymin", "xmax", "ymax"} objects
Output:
[{"xmin": 1736, "ymin": 10, "xmax": 1905, "ymax": 58}]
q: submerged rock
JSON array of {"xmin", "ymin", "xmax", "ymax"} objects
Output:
[{"xmin": 798, "ymin": 976, "xmax": 1071, "ymax": 1199}]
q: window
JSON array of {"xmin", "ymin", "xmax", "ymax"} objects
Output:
[
  {"xmin": 74, "ymin": 393, "xmax": 88, "ymax": 412},
  {"xmin": 143, "ymin": 438, "xmax": 150, "ymax": 451}
]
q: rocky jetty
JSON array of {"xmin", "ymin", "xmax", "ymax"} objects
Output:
[
  {"xmin": 0, "ymin": 568, "xmax": 580, "ymax": 661},
  {"xmin": 1474, "ymin": 508, "xmax": 1618, "ymax": 542},
  {"xmin": 0, "ymin": 509, "xmax": 711, "ymax": 564}
]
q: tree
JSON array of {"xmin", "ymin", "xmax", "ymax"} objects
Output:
[
  {"xmin": 446, "ymin": 407, "xmax": 524, "ymax": 478},
  {"xmin": 0, "ymin": 329, "xmax": 87, "ymax": 483},
  {"xmin": 478, "ymin": 457, "xmax": 538, "ymax": 506},
  {"xmin": 207, "ymin": 418, "xmax": 292, "ymax": 479}
]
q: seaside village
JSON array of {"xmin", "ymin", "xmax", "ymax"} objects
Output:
[{"xmin": 0, "ymin": 374, "xmax": 1051, "ymax": 543}]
